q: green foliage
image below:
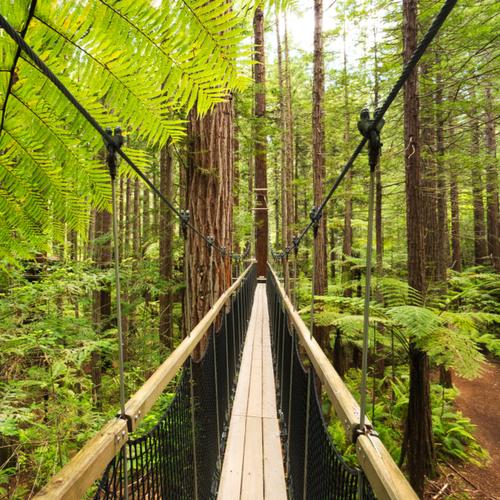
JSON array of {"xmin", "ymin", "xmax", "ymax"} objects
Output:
[
  {"xmin": 336, "ymin": 368, "xmax": 488, "ymax": 467},
  {"xmin": 0, "ymin": 0, "xmax": 251, "ymax": 259},
  {"xmin": 0, "ymin": 264, "xmax": 116, "ymax": 493}
]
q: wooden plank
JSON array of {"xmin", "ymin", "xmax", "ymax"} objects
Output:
[
  {"xmin": 219, "ymin": 285, "xmax": 286, "ymax": 500},
  {"xmin": 261, "ymin": 296, "xmax": 277, "ymax": 419},
  {"xmin": 268, "ymin": 265, "xmax": 418, "ymax": 500},
  {"xmin": 218, "ymin": 415, "xmax": 246, "ymax": 500},
  {"xmin": 232, "ymin": 290, "xmax": 259, "ymax": 417},
  {"xmin": 263, "ymin": 417, "xmax": 287, "ymax": 500},
  {"xmin": 246, "ymin": 321, "xmax": 263, "ymax": 418},
  {"xmin": 241, "ymin": 416, "xmax": 264, "ymax": 500},
  {"xmin": 262, "ymin": 340, "xmax": 277, "ymax": 419},
  {"xmin": 35, "ymin": 419, "xmax": 127, "ymax": 500},
  {"xmin": 126, "ymin": 263, "xmax": 254, "ymax": 431}
]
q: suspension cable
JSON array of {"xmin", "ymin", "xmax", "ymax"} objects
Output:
[{"xmin": 0, "ymin": 13, "xmax": 243, "ymax": 262}]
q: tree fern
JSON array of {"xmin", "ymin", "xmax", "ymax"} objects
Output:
[{"xmin": 0, "ymin": 0, "xmax": 250, "ymax": 260}]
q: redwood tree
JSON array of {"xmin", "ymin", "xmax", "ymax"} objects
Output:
[
  {"xmin": 254, "ymin": 6, "xmax": 268, "ymax": 277},
  {"xmin": 402, "ymin": 0, "xmax": 435, "ymax": 494},
  {"xmin": 159, "ymin": 143, "xmax": 174, "ymax": 348},
  {"xmin": 186, "ymin": 100, "xmax": 234, "ymax": 352}
]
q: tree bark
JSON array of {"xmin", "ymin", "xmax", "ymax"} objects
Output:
[
  {"xmin": 449, "ymin": 167, "xmax": 462, "ymax": 272},
  {"xmin": 254, "ymin": 7, "xmax": 268, "ymax": 277},
  {"xmin": 284, "ymin": 13, "xmax": 295, "ymax": 293},
  {"xmin": 484, "ymin": 85, "xmax": 500, "ymax": 272},
  {"xmin": 159, "ymin": 143, "xmax": 174, "ymax": 348},
  {"xmin": 312, "ymin": 0, "xmax": 328, "ymax": 350},
  {"xmin": 142, "ymin": 185, "xmax": 150, "ymax": 245},
  {"xmin": 420, "ymin": 63, "xmax": 439, "ymax": 284},
  {"xmin": 276, "ymin": 13, "xmax": 290, "ymax": 292},
  {"xmin": 434, "ymin": 63, "xmax": 449, "ymax": 283},
  {"xmin": 187, "ymin": 100, "xmax": 234, "ymax": 356},
  {"xmin": 342, "ymin": 13, "xmax": 353, "ymax": 298},
  {"xmin": 91, "ymin": 206, "xmax": 112, "ymax": 407},
  {"xmin": 133, "ymin": 178, "xmax": 141, "ymax": 258},
  {"xmin": 402, "ymin": 0, "xmax": 435, "ymax": 494},
  {"xmin": 471, "ymin": 115, "xmax": 488, "ymax": 266}
]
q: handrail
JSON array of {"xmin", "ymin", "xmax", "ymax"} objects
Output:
[
  {"xmin": 35, "ymin": 263, "xmax": 254, "ymax": 500},
  {"xmin": 268, "ymin": 265, "xmax": 417, "ymax": 500},
  {"xmin": 125, "ymin": 262, "xmax": 254, "ymax": 431}
]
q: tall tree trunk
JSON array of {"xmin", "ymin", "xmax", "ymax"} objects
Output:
[
  {"xmin": 420, "ymin": 62, "xmax": 439, "ymax": 284},
  {"xmin": 284, "ymin": 13, "xmax": 295, "ymax": 293},
  {"xmin": 276, "ymin": 12, "xmax": 290, "ymax": 292},
  {"xmin": 91, "ymin": 206, "xmax": 112, "ymax": 407},
  {"xmin": 312, "ymin": 0, "xmax": 328, "ymax": 350},
  {"xmin": 402, "ymin": 0, "xmax": 435, "ymax": 494},
  {"xmin": 374, "ymin": 24, "xmax": 383, "ymax": 275},
  {"xmin": 159, "ymin": 143, "xmax": 174, "ymax": 348},
  {"xmin": 434, "ymin": 61, "xmax": 449, "ymax": 283},
  {"xmin": 484, "ymin": 85, "xmax": 500, "ymax": 272},
  {"xmin": 254, "ymin": 7, "xmax": 268, "ymax": 277},
  {"xmin": 142, "ymin": 186, "xmax": 150, "ymax": 245},
  {"xmin": 133, "ymin": 178, "xmax": 141, "ymax": 258},
  {"xmin": 152, "ymin": 168, "xmax": 159, "ymax": 236},
  {"xmin": 471, "ymin": 113, "xmax": 488, "ymax": 266},
  {"xmin": 449, "ymin": 167, "xmax": 462, "ymax": 271},
  {"xmin": 187, "ymin": 100, "xmax": 234, "ymax": 355},
  {"xmin": 274, "ymin": 153, "xmax": 280, "ymax": 246},
  {"xmin": 342, "ymin": 14, "xmax": 353, "ymax": 298},
  {"xmin": 125, "ymin": 178, "xmax": 132, "ymax": 257}
]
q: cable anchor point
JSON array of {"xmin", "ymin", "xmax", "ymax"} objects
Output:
[
  {"xmin": 180, "ymin": 209, "xmax": 190, "ymax": 239},
  {"xmin": 353, "ymin": 423, "xmax": 379, "ymax": 443},
  {"xmin": 292, "ymin": 235, "xmax": 300, "ymax": 256},
  {"xmin": 310, "ymin": 207, "xmax": 321, "ymax": 238},
  {"xmin": 357, "ymin": 108, "xmax": 385, "ymax": 171},
  {"xmin": 104, "ymin": 126, "xmax": 124, "ymax": 180}
]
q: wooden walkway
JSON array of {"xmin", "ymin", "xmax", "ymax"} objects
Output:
[{"xmin": 218, "ymin": 283, "xmax": 287, "ymax": 499}]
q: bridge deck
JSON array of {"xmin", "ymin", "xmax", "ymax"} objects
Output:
[{"xmin": 218, "ymin": 283, "xmax": 287, "ymax": 499}]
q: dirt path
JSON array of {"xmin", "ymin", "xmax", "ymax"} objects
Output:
[{"xmin": 451, "ymin": 361, "xmax": 500, "ymax": 499}]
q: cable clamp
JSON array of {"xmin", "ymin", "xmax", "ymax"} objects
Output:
[
  {"xmin": 206, "ymin": 235, "xmax": 215, "ymax": 248},
  {"xmin": 116, "ymin": 411, "xmax": 134, "ymax": 433},
  {"xmin": 180, "ymin": 210, "xmax": 190, "ymax": 239},
  {"xmin": 353, "ymin": 423, "xmax": 379, "ymax": 443},
  {"xmin": 292, "ymin": 235, "xmax": 300, "ymax": 256},
  {"xmin": 104, "ymin": 126, "xmax": 125, "ymax": 180},
  {"xmin": 357, "ymin": 108, "xmax": 385, "ymax": 171},
  {"xmin": 310, "ymin": 207, "xmax": 321, "ymax": 237}
]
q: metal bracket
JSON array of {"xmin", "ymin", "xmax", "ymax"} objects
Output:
[{"xmin": 352, "ymin": 423, "xmax": 379, "ymax": 443}]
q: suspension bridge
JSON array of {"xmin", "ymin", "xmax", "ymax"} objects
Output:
[
  {"xmin": 35, "ymin": 264, "xmax": 416, "ymax": 500},
  {"xmin": 0, "ymin": 0, "xmax": 458, "ymax": 497}
]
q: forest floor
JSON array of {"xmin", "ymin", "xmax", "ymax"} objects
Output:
[{"xmin": 426, "ymin": 361, "xmax": 500, "ymax": 499}]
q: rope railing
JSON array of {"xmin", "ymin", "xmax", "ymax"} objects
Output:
[
  {"xmin": 267, "ymin": 265, "xmax": 418, "ymax": 500},
  {"xmin": 35, "ymin": 263, "xmax": 256, "ymax": 500}
]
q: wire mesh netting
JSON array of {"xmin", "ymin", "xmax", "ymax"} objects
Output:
[
  {"xmin": 267, "ymin": 269, "xmax": 376, "ymax": 499},
  {"xmin": 94, "ymin": 264, "xmax": 256, "ymax": 499}
]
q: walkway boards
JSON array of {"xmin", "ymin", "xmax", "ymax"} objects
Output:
[{"xmin": 218, "ymin": 284, "xmax": 287, "ymax": 500}]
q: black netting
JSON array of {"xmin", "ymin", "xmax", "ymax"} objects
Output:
[
  {"xmin": 267, "ymin": 269, "xmax": 376, "ymax": 500},
  {"xmin": 306, "ymin": 374, "xmax": 359, "ymax": 499},
  {"xmin": 94, "ymin": 264, "xmax": 256, "ymax": 499},
  {"xmin": 94, "ymin": 370, "xmax": 194, "ymax": 499}
]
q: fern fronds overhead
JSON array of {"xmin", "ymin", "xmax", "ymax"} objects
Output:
[{"xmin": 0, "ymin": 0, "xmax": 250, "ymax": 257}]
